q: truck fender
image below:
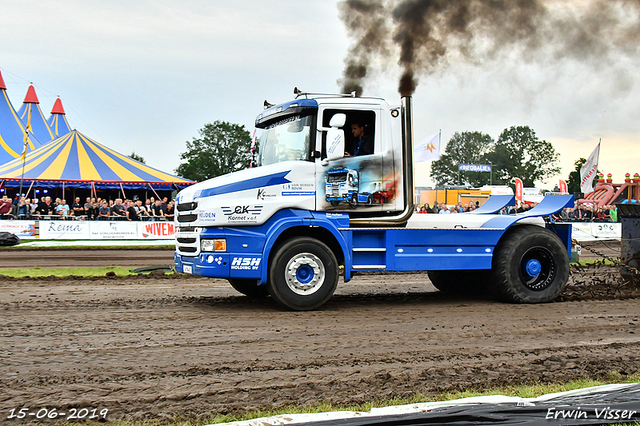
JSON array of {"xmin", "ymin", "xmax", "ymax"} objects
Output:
[{"xmin": 260, "ymin": 211, "xmax": 351, "ymax": 284}]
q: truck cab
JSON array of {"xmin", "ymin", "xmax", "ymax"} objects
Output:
[{"xmin": 174, "ymin": 91, "xmax": 573, "ymax": 310}]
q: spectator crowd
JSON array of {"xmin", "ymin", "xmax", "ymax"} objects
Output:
[{"xmin": 0, "ymin": 194, "xmax": 175, "ymax": 221}]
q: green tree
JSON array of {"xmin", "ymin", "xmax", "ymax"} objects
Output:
[
  {"xmin": 430, "ymin": 131, "xmax": 495, "ymax": 187},
  {"xmin": 128, "ymin": 152, "xmax": 145, "ymax": 164},
  {"xmin": 486, "ymin": 126, "xmax": 560, "ymax": 187},
  {"xmin": 566, "ymin": 158, "xmax": 586, "ymax": 194},
  {"xmin": 176, "ymin": 121, "xmax": 252, "ymax": 182}
]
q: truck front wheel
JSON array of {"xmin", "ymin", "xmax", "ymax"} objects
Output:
[
  {"xmin": 228, "ymin": 279, "xmax": 269, "ymax": 298},
  {"xmin": 268, "ymin": 237, "xmax": 339, "ymax": 310},
  {"xmin": 488, "ymin": 225, "xmax": 569, "ymax": 303}
]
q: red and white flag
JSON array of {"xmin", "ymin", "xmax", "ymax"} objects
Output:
[
  {"xmin": 559, "ymin": 179, "xmax": 568, "ymax": 194},
  {"xmin": 514, "ymin": 177, "xmax": 523, "ymax": 202},
  {"xmin": 580, "ymin": 142, "xmax": 600, "ymax": 194}
]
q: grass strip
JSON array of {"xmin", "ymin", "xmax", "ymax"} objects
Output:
[
  {"xmin": 16, "ymin": 371, "xmax": 640, "ymax": 426},
  {"xmin": 0, "ymin": 266, "xmax": 174, "ymax": 278}
]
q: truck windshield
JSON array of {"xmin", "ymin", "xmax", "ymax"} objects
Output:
[{"xmin": 254, "ymin": 115, "xmax": 312, "ymax": 166}]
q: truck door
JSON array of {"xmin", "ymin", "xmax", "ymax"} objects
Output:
[{"xmin": 316, "ymin": 106, "xmax": 395, "ymax": 213}]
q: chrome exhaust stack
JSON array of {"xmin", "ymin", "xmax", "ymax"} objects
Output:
[{"xmin": 350, "ymin": 96, "xmax": 415, "ymax": 227}]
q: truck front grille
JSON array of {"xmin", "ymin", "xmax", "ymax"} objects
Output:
[
  {"xmin": 177, "ymin": 214, "xmax": 198, "ymax": 223},
  {"xmin": 177, "ymin": 237, "xmax": 197, "ymax": 244},
  {"xmin": 177, "ymin": 201, "xmax": 198, "ymax": 212},
  {"xmin": 178, "ymin": 246, "xmax": 197, "ymax": 253}
]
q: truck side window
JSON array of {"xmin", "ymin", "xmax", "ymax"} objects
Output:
[{"xmin": 323, "ymin": 109, "xmax": 375, "ymax": 156}]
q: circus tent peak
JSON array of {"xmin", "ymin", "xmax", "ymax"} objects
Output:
[
  {"xmin": 51, "ymin": 97, "xmax": 65, "ymax": 114},
  {"xmin": 23, "ymin": 84, "xmax": 40, "ymax": 104},
  {"xmin": 47, "ymin": 97, "xmax": 71, "ymax": 138},
  {"xmin": 0, "ymin": 72, "xmax": 31, "ymax": 165},
  {"xmin": 0, "ymin": 129, "xmax": 194, "ymax": 190},
  {"xmin": 17, "ymin": 85, "xmax": 54, "ymax": 145}
]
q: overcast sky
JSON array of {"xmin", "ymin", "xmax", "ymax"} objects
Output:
[{"xmin": 1, "ymin": 0, "xmax": 638, "ymax": 189}]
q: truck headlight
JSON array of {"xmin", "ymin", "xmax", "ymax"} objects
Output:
[{"xmin": 201, "ymin": 239, "xmax": 226, "ymax": 252}]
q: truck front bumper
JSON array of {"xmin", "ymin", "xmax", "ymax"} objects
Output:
[{"xmin": 174, "ymin": 252, "xmax": 231, "ymax": 277}]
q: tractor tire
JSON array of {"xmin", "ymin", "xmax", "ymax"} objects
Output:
[
  {"xmin": 488, "ymin": 225, "xmax": 569, "ymax": 303},
  {"xmin": 268, "ymin": 237, "xmax": 339, "ymax": 310}
]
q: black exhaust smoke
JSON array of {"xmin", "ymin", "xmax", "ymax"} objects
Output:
[{"xmin": 339, "ymin": 0, "xmax": 640, "ymax": 96}]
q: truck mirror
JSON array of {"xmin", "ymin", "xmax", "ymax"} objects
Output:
[
  {"xmin": 326, "ymin": 127, "xmax": 345, "ymax": 161},
  {"xmin": 329, "ymin": 113, "xmax": 346, "ymax": 128}
]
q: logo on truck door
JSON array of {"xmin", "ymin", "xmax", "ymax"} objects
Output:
[{"xmin": 221, "ymin": 205, "xmax": 263, "ymax": 223}]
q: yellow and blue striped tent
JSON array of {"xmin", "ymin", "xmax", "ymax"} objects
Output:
[
  {"xmin": 0, "ymin": 129, "xmax": 194, "ymax": 190},
  {"xmin": 47, "ymin": 97, "xmax": 72, "ymax": 138},
  {"xmin": 0, "ymin": 71, "xmax": 35, "ymax": 165},
  {"xmin": 17, "ymin": 84, "xmax": 54, "ymax": 145}
]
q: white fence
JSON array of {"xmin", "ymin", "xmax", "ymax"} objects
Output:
[{"xmin": 0, "ymin": 220, "xmax": 176, "ymax": 240}]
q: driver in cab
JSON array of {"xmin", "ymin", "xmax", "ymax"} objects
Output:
[{"xmin": 346, "ymin": 120, "xmax": 373, "ymax": 156}]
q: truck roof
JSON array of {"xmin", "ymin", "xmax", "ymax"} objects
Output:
[{"xmin": 256, "ymin": 94, "xmax": 393, "ymax": 123}]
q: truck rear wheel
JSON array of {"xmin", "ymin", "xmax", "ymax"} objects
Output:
[
  {"xmin": 268, "ymin": 237, "xmax": 338, "ymax": 310},
  {"xmin": 427, "ymin": 270, "xmax": 488, "ymax": 295},
  {"xmin": 488, "ymin": 225, "xmax": 569, "ymax": 303},
  {"xmin": 228, "ymin": 279, "xmax": 269, "ymax": 298}
]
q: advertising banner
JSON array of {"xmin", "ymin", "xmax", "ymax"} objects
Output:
[
  {"xmin": 137, "ymin": 221, "xmax": 177, "ymax": 239},
  {"xmin": 459, "ymin": 164, "xmax": 491, "ymax": 172},
  {"xmin": 514, "ymin": 178, "xmax": 523, "ymax": 202},
  {"xmin": 0, "ymin": 220, "xmax": 37, "ymax": 238},
  {"xmin": 571, "ymin": 222, "xmax": 621, "ymax": 242},
  {"xmin": 39, "ymin": 220, "xmax": 91, "ymax": 239},
  {"xmin": 89, "ymin": 221, "xmax": 138, "ymax": 239},
  {"xmin": 559, "ymin": 179, "xmax": 568, "ymax": 194}
]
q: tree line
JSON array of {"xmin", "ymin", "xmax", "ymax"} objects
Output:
[{"xmin": 175, "ymin": 121, "xmax": 589, "ymax": 193}]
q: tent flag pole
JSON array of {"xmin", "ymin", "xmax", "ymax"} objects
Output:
[
  {"xmin": 18, "ymin": 103, "xmax": 32, "ymax": 197},
  {"xmin": 148, "ymin": 182, "xmax": 161, "ymax": 200},
  {"xmin": 120, "ymin": 183, "xmax": 126, "ymax": 200},
  {"xmin": 25, "ymin": 180, "xmax": 35, "ymax": 199}
]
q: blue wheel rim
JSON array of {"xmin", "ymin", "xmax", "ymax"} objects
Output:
[
  {"xmin": 296, "ymin": 264, "xmax": 314, "ymax": 284},
  {"xmin": 525, "ymin": 259, "xmax": 542, "ymax": 277},
  {"xmin": 519, "ymin": 246, "xmax": 555, "ymax": 291}
]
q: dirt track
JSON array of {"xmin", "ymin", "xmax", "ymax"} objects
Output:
[{"xmin": 2, "ymin": 260, "xmax": 640, "ymax": 423}]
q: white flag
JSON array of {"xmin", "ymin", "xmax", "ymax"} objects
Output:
[
  {"xmin": 414, "ymin": 132, "xmax": 440, "ymax": 162},
  {"xmin": 580, "ymin": 141, "xmax": 600, "ymax": 194}
]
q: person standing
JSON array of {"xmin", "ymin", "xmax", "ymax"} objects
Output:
[
  {"xmin": 36, "ymin": 196, "xmax": 55, "ymax": 218},
  {"xmin": 610, "ymin": 205, "xmax": 618, "ymax": 222},
  {"xmin": 126, "ymin": 200, "xmax": 140, "ymax": 221},
  {"xmin": 55, "ymin": 199, "xmax": 70, "ymax": 219},
  {"xmin": 0, "ymin": 195, "xmax": 12, "ymax": 218},
  {"xmin": 111, "ymin": 198, "xmax": 126, "ymax": 219},
  {"xmin": 87, "ymin": 202, "xmax": 99, "ymax": 220},
  {"xmin": 98, "ymin": 200, "xmax": 110, "ymax": 220},
  {"xmin": 17, "ymin": 196, "xmax": 29, "ymax": 218},
  {"xmin": 72, "ymin": 197, "xmax": 85, "ymax": 217},
  {"xmin": 151, "ymin": 199, "xmax": 164, "ymax": 220}
]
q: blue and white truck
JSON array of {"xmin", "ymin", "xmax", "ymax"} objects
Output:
[{"xmin": 174, "ymin": 90, "xmax": 573, "ymax": 310}]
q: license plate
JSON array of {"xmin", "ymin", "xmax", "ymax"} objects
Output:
[{"xmin": 183, "ymin": 264, "xmax": 192, "ymax": 274}]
